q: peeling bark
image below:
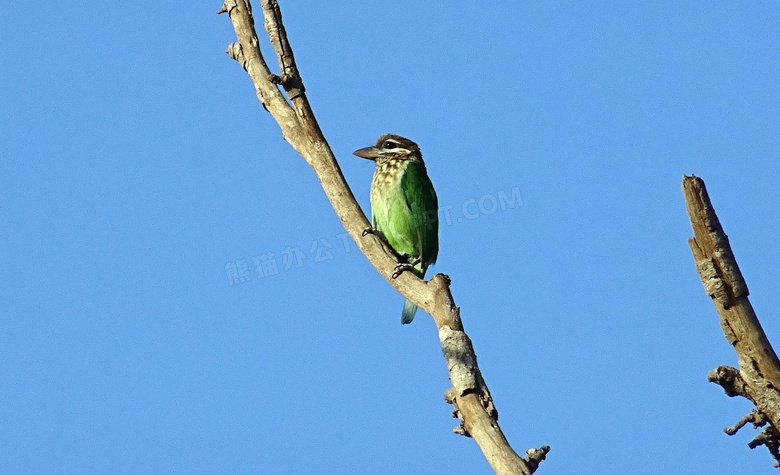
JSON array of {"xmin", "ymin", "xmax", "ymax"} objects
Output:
[{"xmin": 683, "ymin": 175, "xmax": 780, "ymax": 467}]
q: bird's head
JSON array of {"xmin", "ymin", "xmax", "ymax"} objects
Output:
[{"xmin": 353, "ymin": 134, "xmax": 423, "ymax": 165}]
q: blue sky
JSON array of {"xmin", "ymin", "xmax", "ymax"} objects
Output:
[{"xmin": 3, "ymin": 1, "xmax": 780, "ymax": 473}]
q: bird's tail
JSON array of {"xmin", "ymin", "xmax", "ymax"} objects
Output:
[
  {"xmin": 401, "ymin": 265, "xmax": 426, "ymax": 324},
  {"xmin": 401, "ymin": 299, "xmax": 418, "ymax": 324}
]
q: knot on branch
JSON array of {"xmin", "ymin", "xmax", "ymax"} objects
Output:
[
  {"xmin": 269, "ymin": 73, "xmax": 305, "ymax": 100},
  {"xmin": 430, "ymin": 272, "xmax": 452, "ymax": 287},
  {"xmin": 225, "ymin": 42, "xmax": 247, "ymax": 69},
  {"xmin": 216, "ymin": 0, "xmax": 236, "ymax": 15},
  {"xmin": 429, "ymin": 273, "xmax": 462, "ymax": 330},
  {"xmin": 708, "ymin": 365, "xmax": 749, "ymax": 398},
  {"xmin": 524, "ymin": 445, "xmax": 551, "ymax": 473}
]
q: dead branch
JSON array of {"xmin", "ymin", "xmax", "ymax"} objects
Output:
[{"xmin": 683, "ymin": 175, "xmax": 780, "ymax": 467}]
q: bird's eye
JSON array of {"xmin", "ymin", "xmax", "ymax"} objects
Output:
[{"xmin": 383, "ymin": 141, "xmax": 395, "ymax": 149}]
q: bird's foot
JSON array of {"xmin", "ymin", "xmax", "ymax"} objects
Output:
[
  {"xmin": 392, "ymin": 263, "xmax": 414, "ymax": 279},
  {"xmin": 361, "ymin": 227, "xmax": 376, "ymax": 237}
]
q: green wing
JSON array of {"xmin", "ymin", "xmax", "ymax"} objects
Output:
[{"xmin": 401, "ymin": 162, "xmax": 439, "ymax": 272}]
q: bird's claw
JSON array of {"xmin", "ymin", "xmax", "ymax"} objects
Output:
[
  {"xmin": 362, "ymin": 227, "xmax": 375, "ymax": 237},
  {"xmin": 392, "ymin": 263, "xmax": 414, "ymax": 279}
]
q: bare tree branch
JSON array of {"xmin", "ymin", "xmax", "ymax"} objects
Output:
[
  {"xmin": 219, "ymin": 1, "xmax": 548, "ymax": 473},
  {"xmin": 683, "ymin": 175, "xmax": 780, "ymax": 467}
]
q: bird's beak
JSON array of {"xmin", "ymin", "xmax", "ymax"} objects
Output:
[{"xmin": 353, "ymin": 146, "xmax": 379, "ymax": 161}]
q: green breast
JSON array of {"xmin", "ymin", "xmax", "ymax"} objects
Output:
[{"xmin": 370, "ymin": 159, "xmax": 438, "ymax": 270}]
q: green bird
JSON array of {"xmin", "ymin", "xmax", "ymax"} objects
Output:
[{"xmin": 353, "ymin": 134, "xmax": 439, "ymax": 324}]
